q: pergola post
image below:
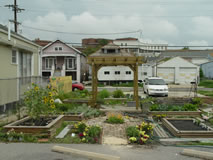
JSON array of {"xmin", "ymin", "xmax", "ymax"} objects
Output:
[{"xmin": 133, "ymin": 63, "xmax": 139, "ymax": 110}]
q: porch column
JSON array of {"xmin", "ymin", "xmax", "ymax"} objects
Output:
[{"xmin": 77, "ymin": 54, "xmax": 81, "ymax": 82}]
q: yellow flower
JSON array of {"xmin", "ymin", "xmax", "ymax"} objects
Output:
[
  {"xmin": 83, "ymin": 132, "xmax": 86, "ymax": 136},
  {"xmin": 50, "ymin": 99, "xmax": 54, "ymax": 104},
  {"xmin": 50, "ymin": 104, "xmax": 55, "ymax": 109},
  {"xmin": 48, "ymin": 92, "xmax": 53, "ymax": 97},
  {"xmin": 129, "ymin": 137, "xmax": 137, "ymax": 142},
  {"xmin": 82, "ymin": 138, "xmax": 86, "ymax": 142},
  {"xmin": 139, "ymin": 131, "xmax": 145, "ymax": 136},
  {"xmin": 34, "ymin": 86, "xmax": 39, "ymax": 91}
]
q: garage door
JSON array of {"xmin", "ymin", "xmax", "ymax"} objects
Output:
[
  {"xmin": 179, "ymin": 67, "xmax": 197, "ymax": 84},
  {"xmin": 157, "ymin": 67, "xmax": 175, "ymax": 83}
]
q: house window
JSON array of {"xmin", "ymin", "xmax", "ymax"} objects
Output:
[
  {"xmin": 143, "ymin": 72, "xmax": 147, "ymax": 75},
  {"xmin": 115, "ymin": 71, "xmax": 120, "ymax": 75},
  {"xmin": 125, "ymin": 43, "xmax": 127, "ymax": 46},
  {"xmin": 45, "ymin": 58, "xmax": 55, "ymax": 70},
  {"xmin": 104, "ymin": 71, "xmax": 110, "ymax": 75},
  {"xmin": 66, "ymin": 58, "xmax": 76, "ymax": 70},
  {"xmin": 107, "ymin": 49, "xmax": 116, "ymax": 53},
  {"xmin": 12, "ymin": 50, "xmax": 17, "ymax": 64},
  {"xmin": 121, "ymin": 43, "xmax": 123, "ymax": 46},
  {"xmin": 55, "ymin": 47, "xmax": 58, "ymax": 51},
  {"xmin": 19, "ymin": 52, "xmax": 32, "ymax": 77},
  {"xmin": 59, "ymin": 47, "xmax": 62, "ymax": 51},
  {"xmin": 126, "ymin": 71, "xmax": 131, "ymax": 75}
]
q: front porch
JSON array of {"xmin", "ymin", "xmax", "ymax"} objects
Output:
[{"xmin": 42, "ymin": 56, "xmax": 78, "ymax": 80}]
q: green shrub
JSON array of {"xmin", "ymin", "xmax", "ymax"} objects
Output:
[
  {"xmin": 98, "ymin": 89, "xmax": 110, "ymax": 99},
  {"xmin": 87, "ymin": 126, "xmax": 101, "ymax": 138},
  {"xmin": 183, "ymin": 103, "xmax": 198, "ymax": 111},
  {"xmin": 209, "ymin": 118, "xmax": 213, "ymax": 125},
  {"xmin": 112, "ymin": 90, "xmax": 124, "ymax": 98},
  {"xmin": 126, "ymin": 126, "xmax": 140, "ymax": 137},
  {"xmin": 192, "ymin": 97, "xmax": 203, "ymax": 106}
]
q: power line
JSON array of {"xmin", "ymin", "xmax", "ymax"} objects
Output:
[
  {"xmin": 21, "ymin": 25, "xmax": 140, "ymax": 36},
  {"xmin": 5, "ymin": 0, "xmax": 25, "ymax": 33}
]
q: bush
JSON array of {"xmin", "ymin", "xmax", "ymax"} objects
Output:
[
  {"xmin": 98, "ymin": 89, "xmax": 110, "ymax": 99},
  {"xmin": 192, "ymin": 97, "xmax": 203, "ymax": 106},
  {"xmin": 112, "ymin": 90, "xmax": 124, "ymax": 98}
]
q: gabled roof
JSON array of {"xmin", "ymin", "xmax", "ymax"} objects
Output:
[
  {"xmin": 162, "ymin": 50, "xmax": 213, "ymax": 58},
  {"xmin": 42, "ymin": 39, "xmax": 85, "ymax": 56}
]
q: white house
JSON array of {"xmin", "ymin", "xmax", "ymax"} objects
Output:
[
  {"xmin": 154, "ymin": 57, "xmax": 200, "ymax": 84},
  {"xmin": 41, "ymin": 40, "xmax": 87, "ymax": 82}
]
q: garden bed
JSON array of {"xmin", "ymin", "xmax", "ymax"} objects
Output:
[
  {"xmin": 148, "ymin": 110, "xmax": 202, "ymax": 116},
  {"xmin": 63, "ymin": 99, "xmax": 90, "ymax": 105},
  {"xmin": 162, "ymin": 118, "xmax": 213, "ymax": 138},
  {"xmin": 63, "ymin": 112, "xmax": 84, "ymax": 121},
  {"xmin": 4, "ymin": 115, "xmax": 64, "ymax": 138}
]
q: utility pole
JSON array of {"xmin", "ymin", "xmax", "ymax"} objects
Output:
[{"xmin": 5, "ymin": 0, "xmax": 25, "ymax": 33}]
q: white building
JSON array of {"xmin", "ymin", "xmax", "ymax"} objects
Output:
[{"xmin": 113, "ymin": 37, "xmax": 168, "ymax": 57}]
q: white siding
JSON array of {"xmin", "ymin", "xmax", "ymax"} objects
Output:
[
  {"xmin": 179, "ymin": 67, "xmax": 197, "ymax": 84},
  {"xmin": 157, "ymin": 67, "xmax": 175, "ymax": 83}
]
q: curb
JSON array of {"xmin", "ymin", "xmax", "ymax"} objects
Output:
[
  {"xmin": 52, "ymin": 145, "xmax": 120, "ymax": 160},
  {"xmin": 181, "ymin": 149, "xmax": 213, "ymax": 160}
]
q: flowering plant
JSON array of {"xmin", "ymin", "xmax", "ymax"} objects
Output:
[
  {"xmin": 126, "ymin": 122, "xmax": 154, "ymax": 145},
  {"xmin": 106, "ymin": 112, "xmax": 124, "ymax": 124},
  {"xmin": 24, "ymin": 83, "xmax": 57, "ymax": 119},
  {"xmin": 74, "ymin": 121, "xmax": 101, "ymax": 143}
]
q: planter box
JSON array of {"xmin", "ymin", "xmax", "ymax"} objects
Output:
[
  {"xmin": 162, "ymin": 118, "xmax": 213, "ymax": 138},
  {"xmin": 127, "ymin": 101, "xmax": 136, "ymax": 107},
  {"xmin": 63, "ymin": 112, "xmax": 84, "ymax": 121},
  {"xmin": 4, "ymin": 115, "xmax": 64, "ymax": 138},
  {"xmin": 148, "ymin": 110, "xmax": 202, "ymax": 116},
  {"xmin": 63, "ymin": 99, "xmax": 89, "ymax": 105}
]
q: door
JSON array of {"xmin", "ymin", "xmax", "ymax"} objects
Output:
[
  {"xmin": 179, "ymin": 67, "xmax": 197, "ymax": 84},
  {"xmin": 157, "ymin": 67, "xmax": 175, "ymax": 83}
]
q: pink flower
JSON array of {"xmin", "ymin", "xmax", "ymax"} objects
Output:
[{"xmin": 79, "ymin": 133, "xmax": 84, "ymax": 137}]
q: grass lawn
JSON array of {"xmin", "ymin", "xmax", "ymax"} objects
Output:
[
  {"xmin": 199, "ymin": 80, "xmax": 213, "ymax": 88},
  {"xmin": 198, "ymin": 90, "xmax": 213, "ymax": 97}
]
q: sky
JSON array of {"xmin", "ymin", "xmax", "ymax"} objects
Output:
[{"xmin": 0, "ymin": 0, "xmax": 213, "ymax": 47}]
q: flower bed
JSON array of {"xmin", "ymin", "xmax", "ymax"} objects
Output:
[
  {"xmin": 72, "ymin": 122, "xmax": 102, "ymax": 144},
  {"xmin": 126, "ymin": 122, "xmax": 154, "ymax": 145}
]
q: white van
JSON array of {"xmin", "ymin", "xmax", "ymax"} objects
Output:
[{"xmin": 143, "ymin": 77, "xmax": 168, "ymax": 96}]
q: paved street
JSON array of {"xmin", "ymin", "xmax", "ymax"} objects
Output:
[{"xmin": 1, "ymin": 143, "xmax": 211, "ymax": 160}]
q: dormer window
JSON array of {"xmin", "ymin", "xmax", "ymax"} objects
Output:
[
  {"xmin": 59, "ymin": 47, "xmax": 62, "ymax": 51},
  {"xmin": 107, "ymin": 49, "xmax": 116, "ymax": 53},
  {"xmin": 55, "ymin": 47, "xmax": 58, "ymax": 51}
]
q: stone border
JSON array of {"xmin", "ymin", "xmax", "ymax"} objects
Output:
[
  {"xmin": 4, "ymin": 115, "xmax": 64, "ymax": 137},
  {"xmin": 162, "ymin": 118, "xmax": 213, "ymax": 138}
]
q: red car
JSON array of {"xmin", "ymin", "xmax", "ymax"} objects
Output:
[{"xmin": 72, "ymin": 82, "xmax": 85, "ymax": 91}]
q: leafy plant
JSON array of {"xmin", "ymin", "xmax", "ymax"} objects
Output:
[
  {"xmin": 98, "ymin": 89, "xmax": 110, "ymax": 99},
  {"xmin": 126, "ymin": 126, "xmax": 140, "ymax": 137},
  {"xmin": 192, "ymin": 97, "xmax": 203, "ymax": 106},
  {"xmin": 183, "ymin": 103, "xmax": 198, "ymax": 111},
  {"xmin": 112, "ymin": 90, "xmax": 124, "ymax": 98},
  {"xmin": 24, "ymin": 83, "xmax": 57, "ymax": 119}
]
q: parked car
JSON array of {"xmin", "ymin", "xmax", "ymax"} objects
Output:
[
  {"xmin": 143, "ymin": 77, "xmax": 168, "ymax": 96},
  {"xmin": 72, "ymin": 82, "xmax": 85, "ymax": 91}
]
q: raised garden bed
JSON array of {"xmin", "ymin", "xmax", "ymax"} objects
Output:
[
  {"xmin": 63, "ymin": 112, "xmax": 84, "ymax": 121},
  {"xmin": 148, "ymin": 110, "xmax": 202, "ymax": 116},
  {"xmin": 162, "ymin": 118, "xmax": 213, "ymax": 138},
  {"xmin": 4, "ymin": 115, "xmax": 64, "ymax": 138},
  {"xmin": 63, "ymin": 99, "xmax": 90, "ymax": 105}
]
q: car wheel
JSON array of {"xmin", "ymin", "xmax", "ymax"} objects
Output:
[
  {"xmin": 147, "ymin": 90, "xmax": 150, "ymax": 96},
  {"xmin": 143, "ymin": 88, "xmax": 146, "ymax": 93},
  {"xmin": 73, "ymin": 87, "xmax": 78, "ymax": 91},
  {"xmin": 165, "ymin": 94, "xmax": 168, "ymax": 97}
]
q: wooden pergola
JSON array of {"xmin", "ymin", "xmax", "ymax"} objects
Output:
[{"xmin": 87, "ymin": 44, "xmax": 144, "ymax": 109}]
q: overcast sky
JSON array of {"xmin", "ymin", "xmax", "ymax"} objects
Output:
[{"xmin": 0, "ymin": 0, "xmax": 213, "ymax": 47}]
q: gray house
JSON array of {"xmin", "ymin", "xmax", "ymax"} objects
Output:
[{"xmin": 201, "ymin": 61, "xmax": 213, "ymax": 79}]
